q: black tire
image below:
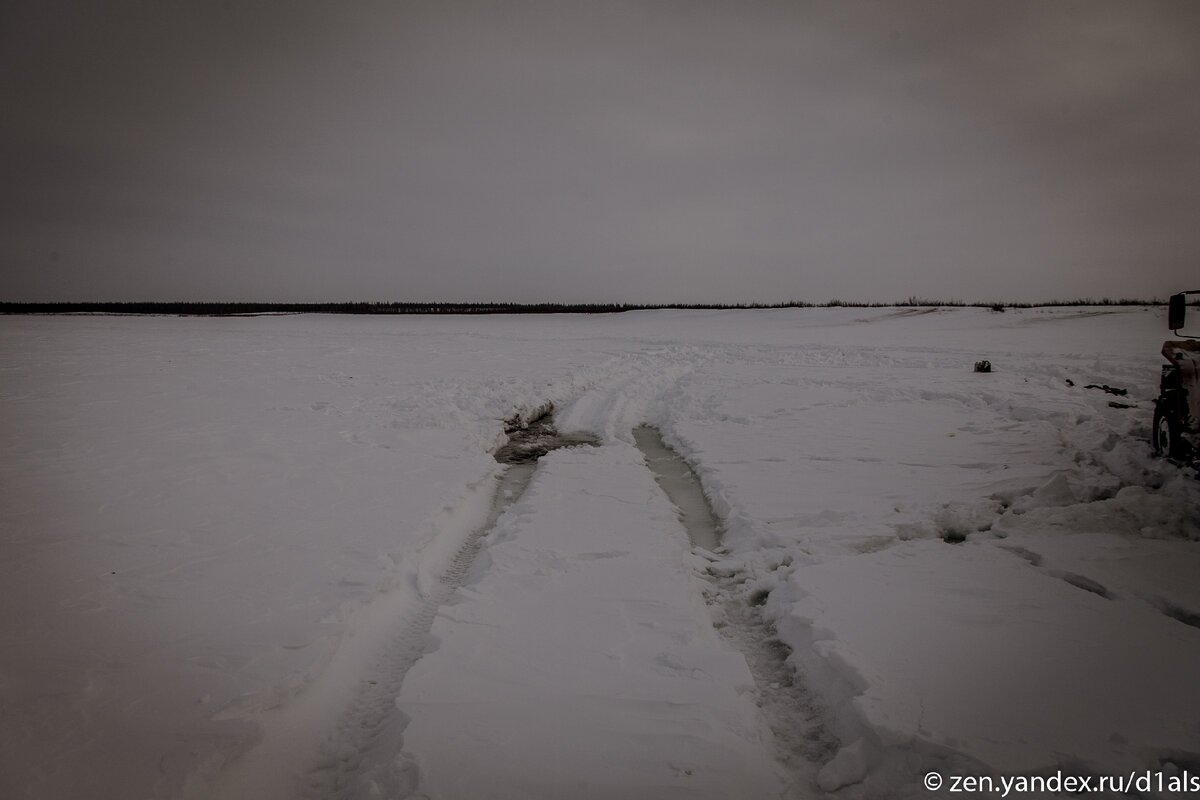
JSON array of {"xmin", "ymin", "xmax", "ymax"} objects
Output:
[{"xmin": 1152, "ymin": 403, "xmax": 1184, "ymax": 459}]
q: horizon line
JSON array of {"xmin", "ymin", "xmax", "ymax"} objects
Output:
[{"xmin": 0, "ymin": 298, "xmax": 1173, "ymax": 316}]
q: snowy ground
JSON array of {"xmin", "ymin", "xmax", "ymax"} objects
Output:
[{"xmin": 1, "ymin": 308, "xmax": 1197, "ymax": 799}]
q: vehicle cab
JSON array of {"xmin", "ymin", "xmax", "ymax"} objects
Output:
[{"xmin": 1153, "ymin": 291, "xmax": 1200, "ymax": 460}]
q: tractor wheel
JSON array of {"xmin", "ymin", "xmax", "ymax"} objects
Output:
[{"xmin": 1152, "ymin": 404, "xmax": 1183, "ymax": 459}]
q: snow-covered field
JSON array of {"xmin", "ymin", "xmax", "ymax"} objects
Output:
[{"xmin": 2, "ymin": 308, "xmax": 1197, "ymax": 799}]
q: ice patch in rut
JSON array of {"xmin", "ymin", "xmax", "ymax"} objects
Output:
[{"xmin": 632, "ymin": 425, "xmax": 720, "ymax": 552}]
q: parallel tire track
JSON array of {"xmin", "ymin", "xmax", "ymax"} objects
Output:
[{"xmin": 302, "ymin": 524, "xmax": 491, "ymax": 800}]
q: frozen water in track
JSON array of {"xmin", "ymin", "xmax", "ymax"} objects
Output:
[{"xmin": 632, "ymin": 425, "xmax": 721, "ymax": 551}]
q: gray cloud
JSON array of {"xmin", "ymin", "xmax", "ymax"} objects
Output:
[{"xmin": 2, "ymin": 0, "xmax": 1198, "ymax": 302}]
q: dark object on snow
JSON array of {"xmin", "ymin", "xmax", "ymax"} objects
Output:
[
  {"xmin": 1065, "ymin": 378, "xmax": 1075, "ymax": 387},
  {"xmin": 974, "ymin": 360, "xmax": 992, "ymax": 373},
  {"xmin": 1084, "ymin": 384, "xmax": 1127, "ymax": 397},
  {"xmin": 1108, "ymin": 401, "xmax": 1135, "ymax": 410},
  {"xmin": 1153, "ymin": 291, "xmax": 1200, "ymax": 461},
  {"xmin": 495, "ymin": 409, "xmax": 600, "ymax": 464}
]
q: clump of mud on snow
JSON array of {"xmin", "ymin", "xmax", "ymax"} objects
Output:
[{"xmin": 494, "ymin": 405, "xmax": 599, "ymax": 464}]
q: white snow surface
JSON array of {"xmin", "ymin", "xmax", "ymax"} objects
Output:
[
  {"xmin": 396, "ymin": 443, "xmax": 787, "ymax": 800},
  {"xmin": 1, "ymin": 308, "xmax": 1197, "ymax": 799}
]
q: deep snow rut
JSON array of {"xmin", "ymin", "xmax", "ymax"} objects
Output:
[
  {"xmin": 305, "ymin": 412, "xmax": 598, "ymax": 799},
  {"xmin": 304, "ymin": 538, "xmax": 479, "ymax": 799},
  {"xmin": 389, "ymin": 436, "xmax": 793, "ymax": 798},
  {"xmin": 633, "ymin": 425, "xmax": 839, "ymax": 792},
  {"xmin": 219, "ymin": 408, "xmax": 826, "ymax": 799},
  {"xmin": 210, "ymin": 411, "xmax": 596, "ymax": 800}
]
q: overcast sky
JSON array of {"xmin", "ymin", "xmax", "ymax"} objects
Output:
[{"xmin": 2, "ymin": 1, "xmax": 1198, "ymax": 303}]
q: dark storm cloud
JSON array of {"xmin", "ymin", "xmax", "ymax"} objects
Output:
[{"xmin": 2, "ymin": 1, "xmax": 1198, "ymax": 302}]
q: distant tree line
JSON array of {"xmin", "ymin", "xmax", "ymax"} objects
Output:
[
  {"xmin": 1, "ymin": 301, "xmax": 808, "ymax": 315},
  {"xmin": 0, "ymin": 298, "xmax": 1173, "ymax": 316}
]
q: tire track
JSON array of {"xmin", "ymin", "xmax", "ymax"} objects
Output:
[
  {"xmin": 210, "ymin": 410, "xmax": 596, "ymax": 800},
  {"xmin": 633, "ymin": 425, "xmax": 839, "ymax": 795},
  {"xmin": 303, "ymin": 516, "xmax": 495, "ymax": 799},
  {"xmin": 299, "ymin": 412, "xmax": 597, "ymax": 799}
]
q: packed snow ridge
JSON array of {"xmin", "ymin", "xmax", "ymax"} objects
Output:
[{"xmin": 1, "ymin": 307, "xmax": 1198, "ymax": 800}]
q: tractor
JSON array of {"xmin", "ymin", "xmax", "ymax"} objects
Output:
[{"xmin": 1152, "ymin": 291, "xmax": 1200, "ymax": 461}]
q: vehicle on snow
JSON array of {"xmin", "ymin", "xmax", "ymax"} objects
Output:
[{"xmin": 1153, "ymin": 291, "xmax": 1200, "ymax": 461}]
